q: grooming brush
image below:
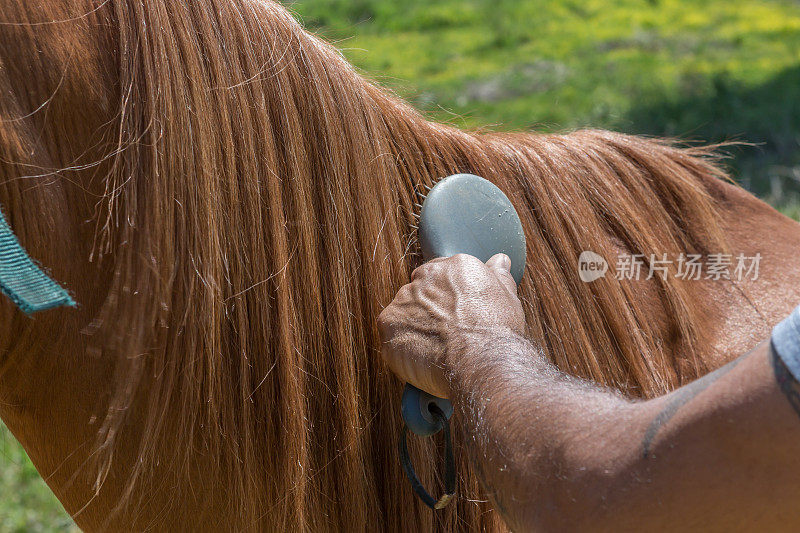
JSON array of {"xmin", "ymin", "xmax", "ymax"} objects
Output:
[{"xmin": 400, "ymin": 173, "xmax": 526, "ymax": 509}]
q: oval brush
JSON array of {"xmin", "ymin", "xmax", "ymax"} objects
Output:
[{"xmin": 400, "ymin": 173, "xmax": 526, "ymax": 509}]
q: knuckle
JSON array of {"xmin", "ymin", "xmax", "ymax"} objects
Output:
[
  {"xmin": 398, "ymin": 282, "xmax": 414, "ymax": 298},
  {"xmin": 411, "ymin": 262, "xmax": 434, "ymax": 279},
  {"xmin": 377, "ymin": 307, "xmax": 389, "ymax": 324},
  {"xmin": 381, "ymin": 313, "xmax": 397, "ymax": 329},
  {"xmin": 455, "ymin": 253, "xmax": 481, "ymax": 267}
]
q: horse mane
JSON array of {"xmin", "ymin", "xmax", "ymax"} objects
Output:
[{"xmin": 0, "ymin": 0, "xmax": 731, "ymax": 529}]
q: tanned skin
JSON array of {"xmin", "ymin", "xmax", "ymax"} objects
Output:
[{"xmin": 378, "ymin": 253, "xmax": 800, "ymax": 531}]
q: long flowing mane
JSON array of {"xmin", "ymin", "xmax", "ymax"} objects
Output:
[{"xmin": 0, "ymin": 0, "xmax": 733, "ymax": 529}]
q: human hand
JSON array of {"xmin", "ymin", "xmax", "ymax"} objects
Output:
[{"xmin": 377, "ymin": 253, "xmax": 525, "ymax": 398}]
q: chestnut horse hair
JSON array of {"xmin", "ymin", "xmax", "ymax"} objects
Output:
[{"xmin": 0, "ymin": 0, "xmax": 739, "ymax": 530}]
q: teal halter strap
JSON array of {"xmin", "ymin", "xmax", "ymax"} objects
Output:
[{"xmin": 0, "ymin": 205, "xmax": 75, "ymax": 314}]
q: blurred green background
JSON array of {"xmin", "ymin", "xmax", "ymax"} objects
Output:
[
  {"xmin": 292, "ymin": 0, "xmax": 800, "ymax": 208},
  {"xmin": 2, "ymin": 0, "xmax": 799, "ymax": 529}
]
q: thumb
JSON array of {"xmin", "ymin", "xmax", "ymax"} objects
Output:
[{"xmin": 485, "ymin": 253, "xmax": 518, "ymax": 295}]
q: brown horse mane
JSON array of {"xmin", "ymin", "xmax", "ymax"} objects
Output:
[{"xmin": 0, "ymin": 0, "xmax": 733, "ymax": 529}]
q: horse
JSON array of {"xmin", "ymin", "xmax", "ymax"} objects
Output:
[{"xmin": 1, "ymin": 0, "xmax": 798, "ymax": 530}]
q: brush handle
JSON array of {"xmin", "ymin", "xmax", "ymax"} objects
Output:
[{"xmin": 401, "ymin": 384, "xmax": 453, "ymax": 436}]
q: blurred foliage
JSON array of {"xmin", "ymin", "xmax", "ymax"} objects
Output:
[
  {"xmin": 288, "ymin": 0, "xmax": 800, "ymax": 203},
  {"xmin": 3, "ymin": 0, "xmax": 800, "ymax": 529},
  {"xmin": 0, "ymin": 424, "xmax": 77, "ymax": 532}
]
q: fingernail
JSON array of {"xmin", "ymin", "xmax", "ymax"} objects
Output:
[{"xmin": 499, "ymin": 253, "xmax": 511, "ymax": 270}]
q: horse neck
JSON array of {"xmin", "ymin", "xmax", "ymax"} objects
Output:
[{"xmin": 0, "ymin": 0, "xmax": 729, "ymax": 529}]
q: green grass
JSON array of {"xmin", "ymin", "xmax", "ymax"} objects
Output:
[
  {"xmin": 0, "ymin": 425, "xmax": 77, "ymax": 532},
  {"xmin": 2, "ymin": 0, "xmax": 800, "ymax": 528},
  {"xmin": 288, "ymin": 0, "xmax": 800, "ymax": 199}
]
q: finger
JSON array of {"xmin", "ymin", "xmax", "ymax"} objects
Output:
[
  {"xmin": 486, "ymin": 253, "xmax": 518, "ymax": 296},
  {"xmin": 485, "ymin": 253, "xmax": 511, "ymax": 271}
]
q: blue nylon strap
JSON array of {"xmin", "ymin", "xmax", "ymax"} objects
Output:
[
  {"xmin": 772, "ymin": 304, "xmax": 800, "ymax": 381},
  {"xmin": 0, "ymin": 205, "xmax": 75, "ymax": 314}
]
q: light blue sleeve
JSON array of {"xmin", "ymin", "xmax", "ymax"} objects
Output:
[{"xmin": 771, "ymin": 305, "xmax": 800, "ymax": 381}]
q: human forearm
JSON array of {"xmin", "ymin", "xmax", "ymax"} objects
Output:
[
  {"xmin": 447, "ymin": 335, "xmax": 800, "ymax": 531},
  {"xmin": 446, "ymin": 330, "xmax": 636, "ymax": 530}
]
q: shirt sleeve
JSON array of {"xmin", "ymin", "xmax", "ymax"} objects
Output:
[{"xmin": 771, "ymin": 304, "xmax": 800, "ymax": 382}]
